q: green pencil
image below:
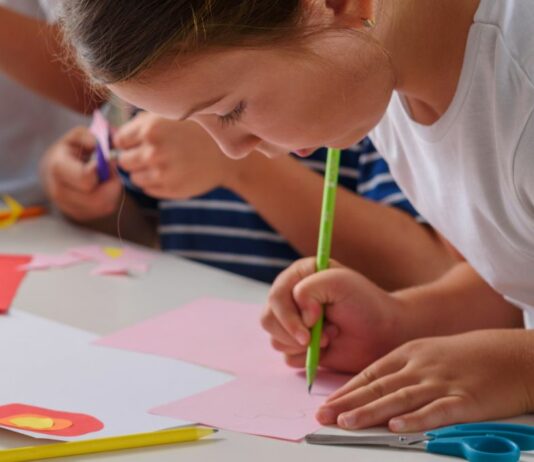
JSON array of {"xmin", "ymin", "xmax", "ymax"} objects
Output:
[{"xmin": 306, "ymin": 147, "xmax": 341, "ymax": 393}]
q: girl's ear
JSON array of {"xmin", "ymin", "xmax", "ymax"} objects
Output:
[{"xmin": 325, "ymin": 0, "xmax": 376, "ymax": 28}]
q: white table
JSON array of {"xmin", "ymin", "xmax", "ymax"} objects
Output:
[{"xmin": 0, "ymin": 216, "xmax": 532, "ymax": 462}]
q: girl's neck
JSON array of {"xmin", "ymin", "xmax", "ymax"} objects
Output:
[{"xmin": 376, "ymin": 0, "xmax": 481, "ymax": 125}]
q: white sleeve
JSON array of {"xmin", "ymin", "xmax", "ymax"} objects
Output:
[{"xmin": 513, "ymin": 109, "xmax": 534, "ymax": 218}]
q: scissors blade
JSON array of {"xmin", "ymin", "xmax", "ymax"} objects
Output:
[{"xmin": 305, "ymin": 433, "xmax": 427, "ymax": 449}]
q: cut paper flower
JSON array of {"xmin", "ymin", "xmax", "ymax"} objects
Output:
[
  {"xmin": 21, "ymin": 245, "xmax": 155, "ymax": 276},
  {"xmin": 0, "ymin": 404, "xmax": 103, "ymax": 437},
  {"xmin": 20, "ymin": 252, "xmax": 87, "ymax": 271},
  {"xmin": 70, "ymin": 245, "xmax": 154, "ymax": 275}
]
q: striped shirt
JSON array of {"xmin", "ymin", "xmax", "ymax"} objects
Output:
[{"xmin": 125, "ymin": 138, "xmax": 422, "ymax": 283}]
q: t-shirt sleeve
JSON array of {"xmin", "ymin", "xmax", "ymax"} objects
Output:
[{"xmin": 512, "ymin": 109, "xmax": 534, "ymax": 219}]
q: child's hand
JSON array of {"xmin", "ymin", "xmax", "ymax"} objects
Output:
[
  {"xmin": 261, "ymin": 257, "xmax": 406, "ymax": 372},
  {"xmin": 41, "ymin": 127, "xmax": 122, "ymax": 221},
  {"xmin": 317, "ymin": 329, "xmax": 534, "ymax": 432},
  {"xmin": 114, "ymin": 113, "xmax": 245, "ymax": 200}
]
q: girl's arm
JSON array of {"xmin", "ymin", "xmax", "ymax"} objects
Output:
[
  {"xmin": 227, "ymin": 152, "xmax": 458, "ymax": 290},
  {"xmin": 0, "ymin": 6, "xmax": 104, "ymax": 113}
]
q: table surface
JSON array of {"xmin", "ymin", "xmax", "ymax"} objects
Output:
[{"xmin": 0, "ymin": 216, "xmax": 532, "ymax": 462}]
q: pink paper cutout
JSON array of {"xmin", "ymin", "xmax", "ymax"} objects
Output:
[
  {"xmin": 69, "ymin": 246, "xmax": 154, "ymax": 276},
  {"xmin": 90, "ymin": 110, "xmax": 111, "ymax": 160},
  {"xmin": 20, "ymin": 252, "xmax": 87, "ymax": 271},
  {"xmin": 21, "ymin": 246, "xmax": 154, "ymax": 276},
  {"xmin": 96, "ymin": 298, "xmax": 350, "ymax": 440}
]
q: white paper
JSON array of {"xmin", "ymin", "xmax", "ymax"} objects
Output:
[{"xmin": 0, "ymin": 310, "xmax": 233, "ymax": 441}]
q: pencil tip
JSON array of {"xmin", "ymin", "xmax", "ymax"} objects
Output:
[{"xmin": 308, "ymin": 384, "xmax": 313, "ymax": 394}]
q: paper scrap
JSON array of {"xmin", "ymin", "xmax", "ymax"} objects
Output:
[
  {"xmin": 96, "ymin": 298, "xmax": 351, "ymax": 441},
  {"xmin": 0, "ymin": 310, "xmax": 232, "ymax": 441},
  {"xmin": 20, "ymin": 252, "xmax": 87, "ymax": 271},
  {"xmin": 0, "ymin": 195, "xmax": 24, "ymax": 229},
  {"xmin": 70, "ymin": 245, "xmax": 154, "ymax": 275},
  {"xmin": 0, "ymin": 255, "xmax": 31, "ymax": 313},
  {"xmin": 21, "ymin": 245, "xmax": 154, "ymax": 276}
]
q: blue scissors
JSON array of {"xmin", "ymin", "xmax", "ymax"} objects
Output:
[{"xmin": 305, "ymin": 422, "xmax": 534, "ymax": 462}]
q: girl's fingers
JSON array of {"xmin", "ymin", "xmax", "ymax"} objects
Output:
[
  {"xmin": 270, "ymin": 339, "xmax": 306, "ymax": 356},
  {"xmin": 119, "ymin": 147, "xmax": 150, "ymax": 172},
  {"xmin": 317, "ymin": 370, "xmax": 416, "ymax": 425},
  {"xmin": 335, "ymin": 384, "xmax": 444, "ymax": 430},
  {"xmin": 113, "ymin": 114, "xmax": 147, "ymax": 149},
  {"xmin": 326, "ymin": 354, "xmax": 407, "ymax": 402},
  {"xmin": 261, "ymin": 309, "xmax": 302, "ymax": 349},
  {"xmin": 389, "ymin": 396, "xmax": 468, "ymax": 433},
  {"xmin": 284, "ymin": 352, "xmax": 306, "ymax": 368},
  {"xmin": 265, "ymin": 258, "xmax": 318, "ymax": 346}
]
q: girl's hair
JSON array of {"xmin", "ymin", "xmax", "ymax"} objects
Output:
[{"xmin": 60, "ymin": 0, "xmax": 305, "ymax": 84}]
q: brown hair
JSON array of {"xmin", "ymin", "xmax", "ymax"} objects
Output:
[{"xmin": 60, "ymin": 0, "xmax": 306, "ymax": 84}]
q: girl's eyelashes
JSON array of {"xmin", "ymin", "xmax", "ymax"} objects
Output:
[{"xmin": 218, "ymin": 100, "xmax": 247, "ymax": 128}]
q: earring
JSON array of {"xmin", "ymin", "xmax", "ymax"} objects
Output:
[{"xmin": 361, "ymin": 17, "xmax": 376, "ymax": 29}]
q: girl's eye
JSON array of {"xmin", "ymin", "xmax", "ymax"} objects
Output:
[{"xmin": 218, "ymin": 101, "xmax": 247, "ymax": 128}]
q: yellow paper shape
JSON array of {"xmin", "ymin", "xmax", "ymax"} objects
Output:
[
  {"xmin": 103, "ymin": 247, "xmax": 124, "ymax": 259},
  {"xmin": 0, "ymin": 195, "xmax": 24, "ymax": 229},
  {"xmin": 9, "ymin": 416, "xmax": 54, "ymax": 430},
  {"xmin": 0, "ymin": 414, "xmax": 73, "ymax": 431}
]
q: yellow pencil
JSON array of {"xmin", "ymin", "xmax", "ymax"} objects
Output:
[{"xmin": 0, "ymin": 426, "xmax": 217, "ymax": 462}]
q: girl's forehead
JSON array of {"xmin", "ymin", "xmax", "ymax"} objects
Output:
[{"xmin": 109, "ymin": 48, "xmax": 288, "ymax": 116}]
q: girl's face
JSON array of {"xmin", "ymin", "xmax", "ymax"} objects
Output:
[{"xmin": 110, "ymin": 33, "xmax": 394, "ymax": 159}]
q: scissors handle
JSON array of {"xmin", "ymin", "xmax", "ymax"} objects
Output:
[
  {"xmin": 429, "ymin": 423, "xmax": 534, "ymax": 450},
  {"xmin": 427, "ymin": 435, "xmax": 520, "ymax": 462}
]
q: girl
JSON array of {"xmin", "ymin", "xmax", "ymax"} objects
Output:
[{"xmin": 59, "ymin": 0, "xmax": 534, "ymax": 431}]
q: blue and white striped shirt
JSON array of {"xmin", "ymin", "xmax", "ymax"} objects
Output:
[{"xmin": 126, "ymin": 137, "xmax": 422, "ymax": 283}]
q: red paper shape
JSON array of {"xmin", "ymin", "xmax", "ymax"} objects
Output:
[
  {"xmin": 0, "ymin": 404, "xmax": 104, "ymax": 437},
  {"xmin": 0, "ymin": 255, "xmax": 31, "ymax": 313}
]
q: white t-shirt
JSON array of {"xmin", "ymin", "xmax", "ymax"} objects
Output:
[
  {"xmin": 0, "ymin": 0, "xmax": 88, "ymax": 206},
  {"xmin": 370, "ymin": 0, "xmax": 534, "ymax": 327}
]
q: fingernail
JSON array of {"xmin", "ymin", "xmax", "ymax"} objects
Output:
[
  {"xmin": 338, "ymin": 413, "xmax": 356, "ymax": 429},
  {"xmin": 390, "ymin": 418, "xmax": 405, "ymax": 432},
  {"xmin": 296, "ymin": 330, "xmax": 309, "ymax": 346},
  {"xmin": 316, "ymin": 407, "xmax": 336, "ymax": 424}
]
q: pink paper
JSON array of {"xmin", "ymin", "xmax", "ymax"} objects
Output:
[
  {"xmin": 21, "ymin": 246, "xmax": 154, "ymax": 276},
  {"xmin": 96, "ymin": 298, "xmax": 286, "ymax": 375},
  {"xmin": 20, "ymin": 252, "xmax": 87, "ymax": 271},
  {"xmin": 70, "ymin": 246, "xmax": 153, "ymax": 276},
  {"xmin": 90, "ymin": 110, "xmax": 111, "ymax": 160},
  {"xmin": 96, "ymin": 298, "xmax": 350, "ymax": 440},
  {"xmin": 152, "ymin": 374, "xmax": 341, "ymax": 441}
]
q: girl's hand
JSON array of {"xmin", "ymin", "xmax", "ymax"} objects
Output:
[
  {"xmin": 317, "ymin": 329, "xmax": 534, "ymax": 432},
  {"xmin": 114, "ymin": 113, "xmax": 246, "ymax": 199},
  {"xmin": 261, "ymin": 257, "xmax": 406, "ymax": 372},
  {"xmin": 41, "ymin": 127, "xmax": 122, "ymax": 221}
]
